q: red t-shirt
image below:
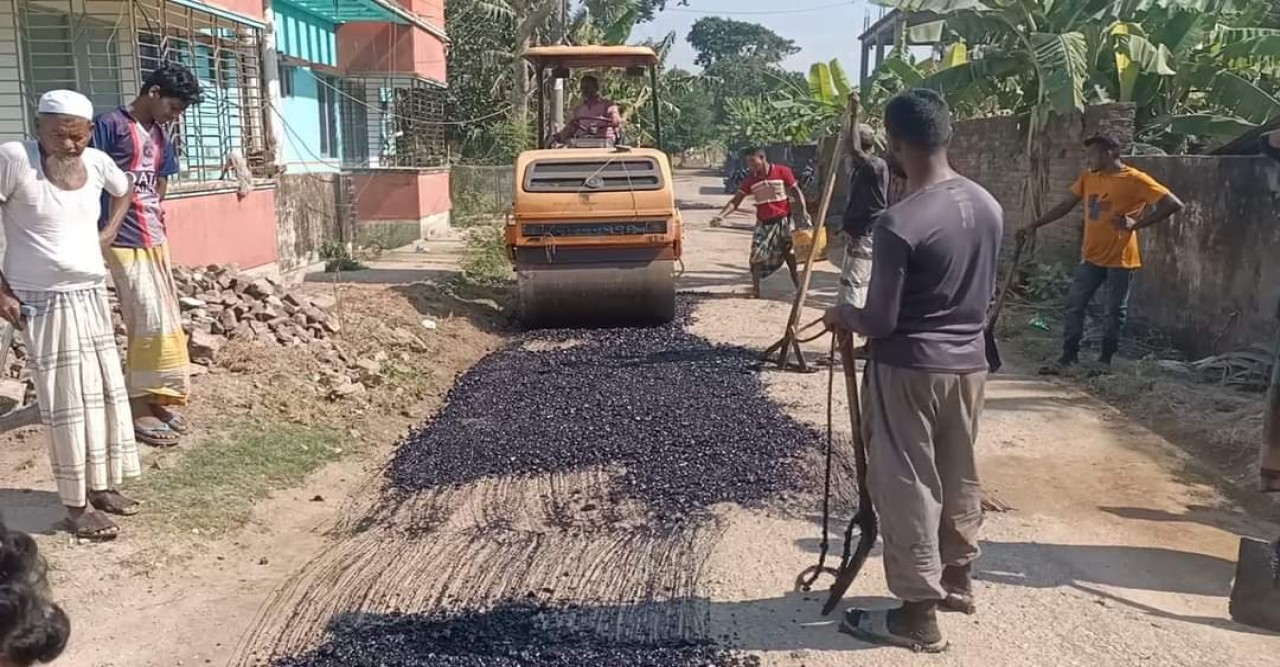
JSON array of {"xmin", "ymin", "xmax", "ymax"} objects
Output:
[{"xmin": 738, "ymin": 164, "xmax": 796, "ymax": 222}]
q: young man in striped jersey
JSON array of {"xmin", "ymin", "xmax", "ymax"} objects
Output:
[{"xmin": 92, "ymin": 63, "xmax": 203, "ymax": 448}]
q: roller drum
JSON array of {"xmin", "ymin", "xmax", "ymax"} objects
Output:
[{"xmin": 517, "ymin": 259, "xmax": 676, "ymax": 328}]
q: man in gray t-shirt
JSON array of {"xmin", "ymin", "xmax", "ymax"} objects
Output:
[
  {"xmin": 825, "ymin": 89, "xmax": 1003, "ymax": 652},
  {"xmin": 837, "ymin": 91, "xmax": 890, "ymax": 310}
]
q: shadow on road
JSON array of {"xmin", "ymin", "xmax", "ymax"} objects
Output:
[
  {"xmin": 0, "ymin": 488, "xmax": 64, "ymax": 535},
  {"xmin": 979, "ymin": 540, "xmax": 1234, "ymax": 597}
]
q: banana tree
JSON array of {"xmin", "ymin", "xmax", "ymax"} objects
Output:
[
  {"xmin": 764, "ymin": 60, "xmax": 854, "ymax": 142},
  {"xmin": 878, "ymin": 0, "xmax": 1280, "ymax": 147}
]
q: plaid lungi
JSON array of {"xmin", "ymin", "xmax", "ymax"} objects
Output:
[
  {"xmin": 750, "ymin": 216, "xmax": 793, "ymax": 279},
  {"xmin": 107, "ymin": 244, "xmax": 190, "ymax": 405},
  {"xmin": 16, "ymin": 287, "xmax": 141, "ymax": 507}
]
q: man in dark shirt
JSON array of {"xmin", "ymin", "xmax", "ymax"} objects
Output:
[
  {"xmin": 825, "ymin": 89, "xmax": 1003, "ymax": 652},
  {"xmin": 838, "ymin": 91, "xmax": 890, "ymax": 310}
]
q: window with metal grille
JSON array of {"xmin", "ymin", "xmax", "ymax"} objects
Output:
[
  {"xmin": 337, "ymin": 74, "xmax": 447, "ymax": 170},
  {"xmin": 1, "ymin": 0, "xmax": 268, "ymax": 187},
  {"xmin": 316, "ymin": 72, "xmax": 339, "ymax": 159}
]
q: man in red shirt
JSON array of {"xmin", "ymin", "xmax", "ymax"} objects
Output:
[{"xmin": 711, "ymin": 147, "xmax": 808, "ymax": 298}]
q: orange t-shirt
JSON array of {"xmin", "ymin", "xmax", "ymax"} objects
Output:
[{"xmin": 1069, "ymin": 166, "xmax": 1170, "ymax": 269}]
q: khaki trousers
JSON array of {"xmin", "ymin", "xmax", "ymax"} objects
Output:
[{"xmin": 863, "ymin": 360, "xmax": 986, "ymax": 602}]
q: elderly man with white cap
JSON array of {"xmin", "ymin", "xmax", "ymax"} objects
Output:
[{"xmin": 0, "ymin": 89, "xmax": 140, "ymax": 540}]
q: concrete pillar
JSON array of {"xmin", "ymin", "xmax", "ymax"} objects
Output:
[{"xmin": 261, "ymin": 6, "xmax": 286, "ymax": 172}]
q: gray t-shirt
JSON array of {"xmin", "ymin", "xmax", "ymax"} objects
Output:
[
  {"xmin": 841, "ymin": 156, "xmax": 889, "ymax": 238},
  {"xmin": 857, "ymin": 176, "xmax": 1003, "ymax": 373}
]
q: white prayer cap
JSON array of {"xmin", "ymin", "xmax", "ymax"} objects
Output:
[{"xmin": 36, "ymin": 90, "xmax": 94, "ymax": 121}]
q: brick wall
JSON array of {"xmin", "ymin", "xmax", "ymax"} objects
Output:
[
  {"xmin": 946, "ymin": 103, "xmax": 1280, "ymax": 358},
  {"xmin": 1128, "ymin": 155, "xmax": 1280, "ymax": 358},
  {"xmin": 949, "ymin": 103, "xmax": 1137, "ymax": 264}
]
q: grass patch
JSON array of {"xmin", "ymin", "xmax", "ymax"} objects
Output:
[
  {"xmin": 460, "ymin": 224, "xmax": 512, "ymax": 286},
  {"xmin": 128, "ymin": 422, "xmax": 346, "ymax": 536}
]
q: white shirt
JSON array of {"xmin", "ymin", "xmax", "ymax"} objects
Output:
[{"xmin": 0, "ymin": 141, "xmax": 130, "ymax": 292}]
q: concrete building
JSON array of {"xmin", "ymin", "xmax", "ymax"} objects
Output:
[{"xmin": 0, "ymin": 0, "xmax": 450, "ymax": 275}]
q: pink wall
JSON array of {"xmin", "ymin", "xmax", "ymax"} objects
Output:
[
  {"xmin": 338, "ymin": 23, "xmax": 446, "ymax": 81},
  {"xmin": 206, "ymin": 0, "xmax": 265, "ymax": 20},
  {"xmin": 164, "ymin": 189, "xmax": 280, "ymax": 270},
  {"xmin": 400, "ymin": 0, "xmax": 445, "ymax": 24},
  {"xmin": 352, "ymin": 170, "xmax": 450, "ymax": 221}
]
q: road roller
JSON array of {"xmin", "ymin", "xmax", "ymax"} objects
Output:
[{"xmin": 506, "ymin": 45, "xmax": 682, "ymax": 328}]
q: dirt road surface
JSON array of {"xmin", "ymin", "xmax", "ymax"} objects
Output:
[
  {"xmin": 674, "ymin": 171, "xmax": 1280, "ymax": 666},
  {"xmin": 9, "ymin": 171, "xmax": 1279, "ymax": 666}
]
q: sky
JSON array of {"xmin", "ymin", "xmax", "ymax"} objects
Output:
[{"xmin": 629, "ymin": 0, "xmax": 891, "ymax": 75}]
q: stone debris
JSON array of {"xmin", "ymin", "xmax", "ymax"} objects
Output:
[
  {"xmin": 0, "ymin": 263, "xmax": 429, "ymax": 414},
  {"xmin": 168, "ymin": 265, "xmax": 341, "ymax": 352}
]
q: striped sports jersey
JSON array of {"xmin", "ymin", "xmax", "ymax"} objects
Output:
[
  {"xmin": 737, "ymin": 163, "xmax": 796, "ymax": 222},
  {"xmin": 91, "ymin": 106, "xmax": 179, "ymax": 248}
]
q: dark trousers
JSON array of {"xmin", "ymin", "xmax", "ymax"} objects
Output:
[{"xmin": 1062, "ymin": 262, "xmax": 1135, "ymax": 360}]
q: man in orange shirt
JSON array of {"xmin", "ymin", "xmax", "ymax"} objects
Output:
[{"xmin": 1020, "ymin": 134, "xmax": 1183, "ymax": 371}]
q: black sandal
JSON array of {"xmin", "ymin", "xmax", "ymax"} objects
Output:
[
  {"xmin": 841, "ymin": 608, "xmax": 949, "ymax": 653},
  {"xmin": 89, "ymin": 490, "xmax": 141, "ymax": 516},
  {"xmin": 940, "ymin": 590, "xmax": 976, "ymax": 615},
  {"xmin": 65, "ymin": 512, "xmax": 119, "ymax": 541}
]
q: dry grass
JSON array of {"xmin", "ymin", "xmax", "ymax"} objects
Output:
[{"xmin": 999, "ymin": 303, "xmax": 1267, "ymax": 497}]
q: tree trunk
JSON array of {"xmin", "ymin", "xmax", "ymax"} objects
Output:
[
  {"xmin": 512, "ymin": 35, "xmax": 531, "ymax": 121},
  {"xmin": 512, "ymin": 0, "xmax": 559, "ymax": 124}
]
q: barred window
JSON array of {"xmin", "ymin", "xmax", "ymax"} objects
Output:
[
  {"xmin": 1, "ymin": 0, "xmax": 269, "ymax": 188},
  {"xmin": 316, "ymin": 72, "xmax": 339, "ymax": 159},
  {"xmin": 337, "ymin": 74, "xmax": 448, "ymax": 170}
]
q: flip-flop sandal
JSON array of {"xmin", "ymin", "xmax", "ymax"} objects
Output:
[
  {"xmin": 135, "ymin": 419, "xmax": 179, "ymax": 447},
  {"xmin": 89, "ymin": 490, "xmax": 142, "ymax": 516},
  {"xmin": 65, "ymin": 512, "xmax": 119, "ymax": 542},
  {"xmin": 840, "ymin": 608, "xmax": 949, "ymax": 653},
  {"xmin": 150, "ymin": 406, "xmax": 190, "ymax": 434},
  {"xmin": 161, "ymin": 412, "xmax": 189, "ymax": 434}
]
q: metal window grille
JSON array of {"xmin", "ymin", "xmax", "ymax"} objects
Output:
[
  {"xmin": 337, "ymin": 74, "xmax": 447, "ymax": 170},
  {"xmin": 316, "ymin": 72, "xmax": 338, "ymax": 159},
  {"xmin": 1, "ymin": 0, "xmax": 268, "ymax": 185}
]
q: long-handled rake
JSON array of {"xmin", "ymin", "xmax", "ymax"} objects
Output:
[
  {"xmin": 984, "ymin": 234, "xmax": 1027, "ymax": 373},
  {"xmin": 795, "ymin": 331, "xmax": 878, "ymax": 615}
]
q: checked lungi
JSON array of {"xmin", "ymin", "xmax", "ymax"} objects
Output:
[
  {"xmin": 16, "ymin": 287, "xmax": 141, "ymax": 508},
  {"xmin": 750, "ymin": 216, "xmax": 793, "ymax": 279}
]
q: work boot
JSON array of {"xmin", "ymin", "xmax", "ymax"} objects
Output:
[
  {"xmin": 940, "ymin": 564, "xmax": 976, "ymax": 614},
  {"xmin": 842, "ymin": 599, "xmax": 947, "ymax": 653},
  {"xmin": 1039, "ymin": 351, "xmax": 1077, "ymax": 376},
  {"xmin": 1098, "ymin": 340, "xmax": 1118, "ymax": 365}
]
